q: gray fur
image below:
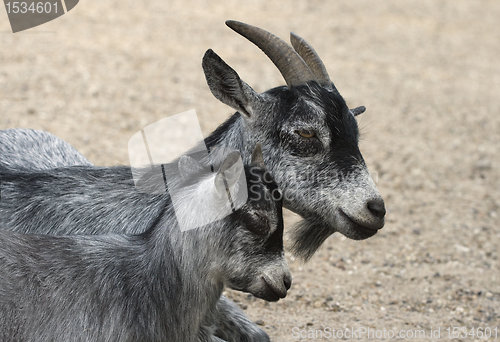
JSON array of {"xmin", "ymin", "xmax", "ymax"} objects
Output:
[
  {"xmin": 0, "ymin": 23, "xmax": 386, "ymax": 340},
  {"xmin": 0, "ymin": 131, "xmax": 271, "ymax": 341},
  {"xmin": 0, "ymin": 128, "xmax": 92, "ymax": 170},
  {"xmin": 0, "ymin": 154, "xmax": 290, "ymax": 342}
]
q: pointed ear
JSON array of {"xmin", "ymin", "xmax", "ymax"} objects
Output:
[
  {"xmin": 251, "ymin": 143, "xmax": 266, "ymax": 170},
  {"xmin": 178, "ymin": 155, "xmax": 203, "ymax": 180},
  {"xmin": 350, "ymin": 106, "xmax": 366, "ymax": 116},
  {"xmin": 202, "ymin": 49, "xmax": 259, "ymax": 118},
  {"xmin": 214, "ymin": 151, "xmax": 244, "ymax": 194}
]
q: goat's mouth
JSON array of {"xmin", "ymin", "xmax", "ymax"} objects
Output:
[
  {"xmin": 254, "ymin": 277, "xmax": 287, "ymax": 302},
  {"xmin": 338, "ymin": 210, "xmax": 379, "ymax": 240}
]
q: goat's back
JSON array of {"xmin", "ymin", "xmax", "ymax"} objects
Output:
[
  {"xmin": 0, "ymin": 129, "xmax": 91, "ymax": 171},
  {"xmin": 0, "ymin": 165, "xmax": 168, "ymax": 235}
]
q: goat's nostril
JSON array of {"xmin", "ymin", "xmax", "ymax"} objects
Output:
[
  {"xmin": 367, "ymin": 199, "xmax": 386, "ymax": 220},
  {"xmin": 284, "ymin": 276, "xmax": 292, "ymax": 290}
]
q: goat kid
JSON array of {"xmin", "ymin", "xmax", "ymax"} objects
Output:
[
  {"xmin": 0, "ymin": 147, "xmax": 291, "ymax": 342},
  {"xmin": 0, "ymin": 131, "xmax": 273, "ymax": 342}
]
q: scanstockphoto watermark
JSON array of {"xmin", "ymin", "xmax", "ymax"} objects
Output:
[
  {"xmin": 210, "ymin": 142, "xmax": 379, "ymax": 186},
  {"xmin": 292, "ymin": 327, "xmax": 428, "ymax": 340},
  {"xmin": 254, "ymin": 164, "xmax": 379, "ymax": 185},
  {"xmin": 292, "ymin": 326, "xmax": 498, "ymax": 339},
  {"xmin": 247, "ymin": 168, "xmax": 379, "ymax": 203}
]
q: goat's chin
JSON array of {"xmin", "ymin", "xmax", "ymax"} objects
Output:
[
  {"xmin": 336, "ymin": 210, "xmax": 379, "ymax": 240},
  {"xmin": 289, "ymin": 217, "xmax": 333, "ymax": 261},
  {"xmin": 228, "ymin": 280, "xmax": 286, "ymax": 303},
  {"xmin": 248, "ymin": 283, "xmax": 284, "ymax": 303},
  {"xmin": 252, "ymin": 289, "xmax": 281, "ymax": 302}
]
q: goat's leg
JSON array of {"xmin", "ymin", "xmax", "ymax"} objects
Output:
[
  {"xmin": 211, "ymin": 338, "xmax": 228, "ymax": 342},
  {"xmin": 199, "ymin": 335, "xmax": 227, "ymax": 342},
  {"xmin": 201, "ymin": 336, "xmax": 227, "ymax": 342},
  {"xmin": 213, "ymin": 296, "xmax": 270, "ymax": 342},
  {"xmin": 197, "ymin": 324, "xmax": 228, "ymax": 342}
]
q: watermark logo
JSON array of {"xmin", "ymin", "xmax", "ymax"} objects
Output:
[
  {"xmin": 3, "ymin": 0, "xmax": 78, "ymax": 33},
  {"xmin": 128, "ymin": 109, "xmax": 247, "ymax": 231}
]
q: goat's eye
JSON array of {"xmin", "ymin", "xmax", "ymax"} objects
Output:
[{"xmin": 296, "ymin": 129, "xmax": 315, "ymax": 138}]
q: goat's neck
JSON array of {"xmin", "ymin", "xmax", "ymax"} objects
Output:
[
  {"xmin": 145, "ymin": 213, "xmax": 225, "ymax": 330},
  {"xmin": 204, "ymin": 113, "xmax": 254, "ymax": 166}
]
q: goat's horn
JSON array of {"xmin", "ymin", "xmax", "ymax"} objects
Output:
[
  {"xmin": 350, "ymin": 106, "xmax": 366, "ymax": 116},
  {"xmin": 290, "ymin": 32, "xmax": 331, "ymax": 86},
  {"xmin": 226, "ymin": 20, "xmax": 317, "ymax": 88}
]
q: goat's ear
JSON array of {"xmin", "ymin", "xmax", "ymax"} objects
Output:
[
  {"xmin": 178, "ymin": 155, "xmax": 203, "ymax": 179},
  {"xmin": 214, "ymin": 151, "xmax": 244, "ymax": 194},
  {"xmin": 350, "ymin": 106, "xmax": 366, "ymax": 116},
  {"xmin": 203, "ymin": 49, "xmax": 259, "ymax": 118},
  {"xmin": 251, "ymin": 143, "xmax": 266, "ymax": 170}
]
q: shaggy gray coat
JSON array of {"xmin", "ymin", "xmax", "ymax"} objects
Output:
[{"xmin": 0, "ymin": 152, "xmax": 290, "ymax": 342}]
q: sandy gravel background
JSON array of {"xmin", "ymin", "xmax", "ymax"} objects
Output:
[{"xmin": 1, "ymin": 1, "xmax": 499, "ymax": 341}]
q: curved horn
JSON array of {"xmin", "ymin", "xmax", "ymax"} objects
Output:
[
  {"xmin": 290, "ymin": 32, "xmax": 331, "ymax": 86},
  {"xmin": 226, "ymin": 20, "xmax": 316, "ymax": 88}
]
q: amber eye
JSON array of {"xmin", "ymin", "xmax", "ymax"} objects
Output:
[{"xmin": 297, "ymin": 129, "xmax": 315, "ymax": 138}]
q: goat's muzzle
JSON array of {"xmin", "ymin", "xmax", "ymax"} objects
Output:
[
  {"xmin": 259, "ymin": 275, "xmax": 291, "ymax": 302},
  {"xmin": 338, "ymin": 196, "xmax": 385, "ymax": 240}
]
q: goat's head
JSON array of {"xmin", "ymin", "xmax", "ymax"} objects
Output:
[
  {"xmin": 187, "ymin": 145, "xmax": 291, "ymax": 301},
  {"xmin": 174, "ymin": 146, "xmax": 290, "ymax": 300},
  {"xmin": 203, "ymin": 21, "xmax": 385, "ymax": 260}
]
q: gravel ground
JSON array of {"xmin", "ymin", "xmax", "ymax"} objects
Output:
[{"xmin": 1, "ymin": 1, "xmax": 499, "ymax": 341}]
